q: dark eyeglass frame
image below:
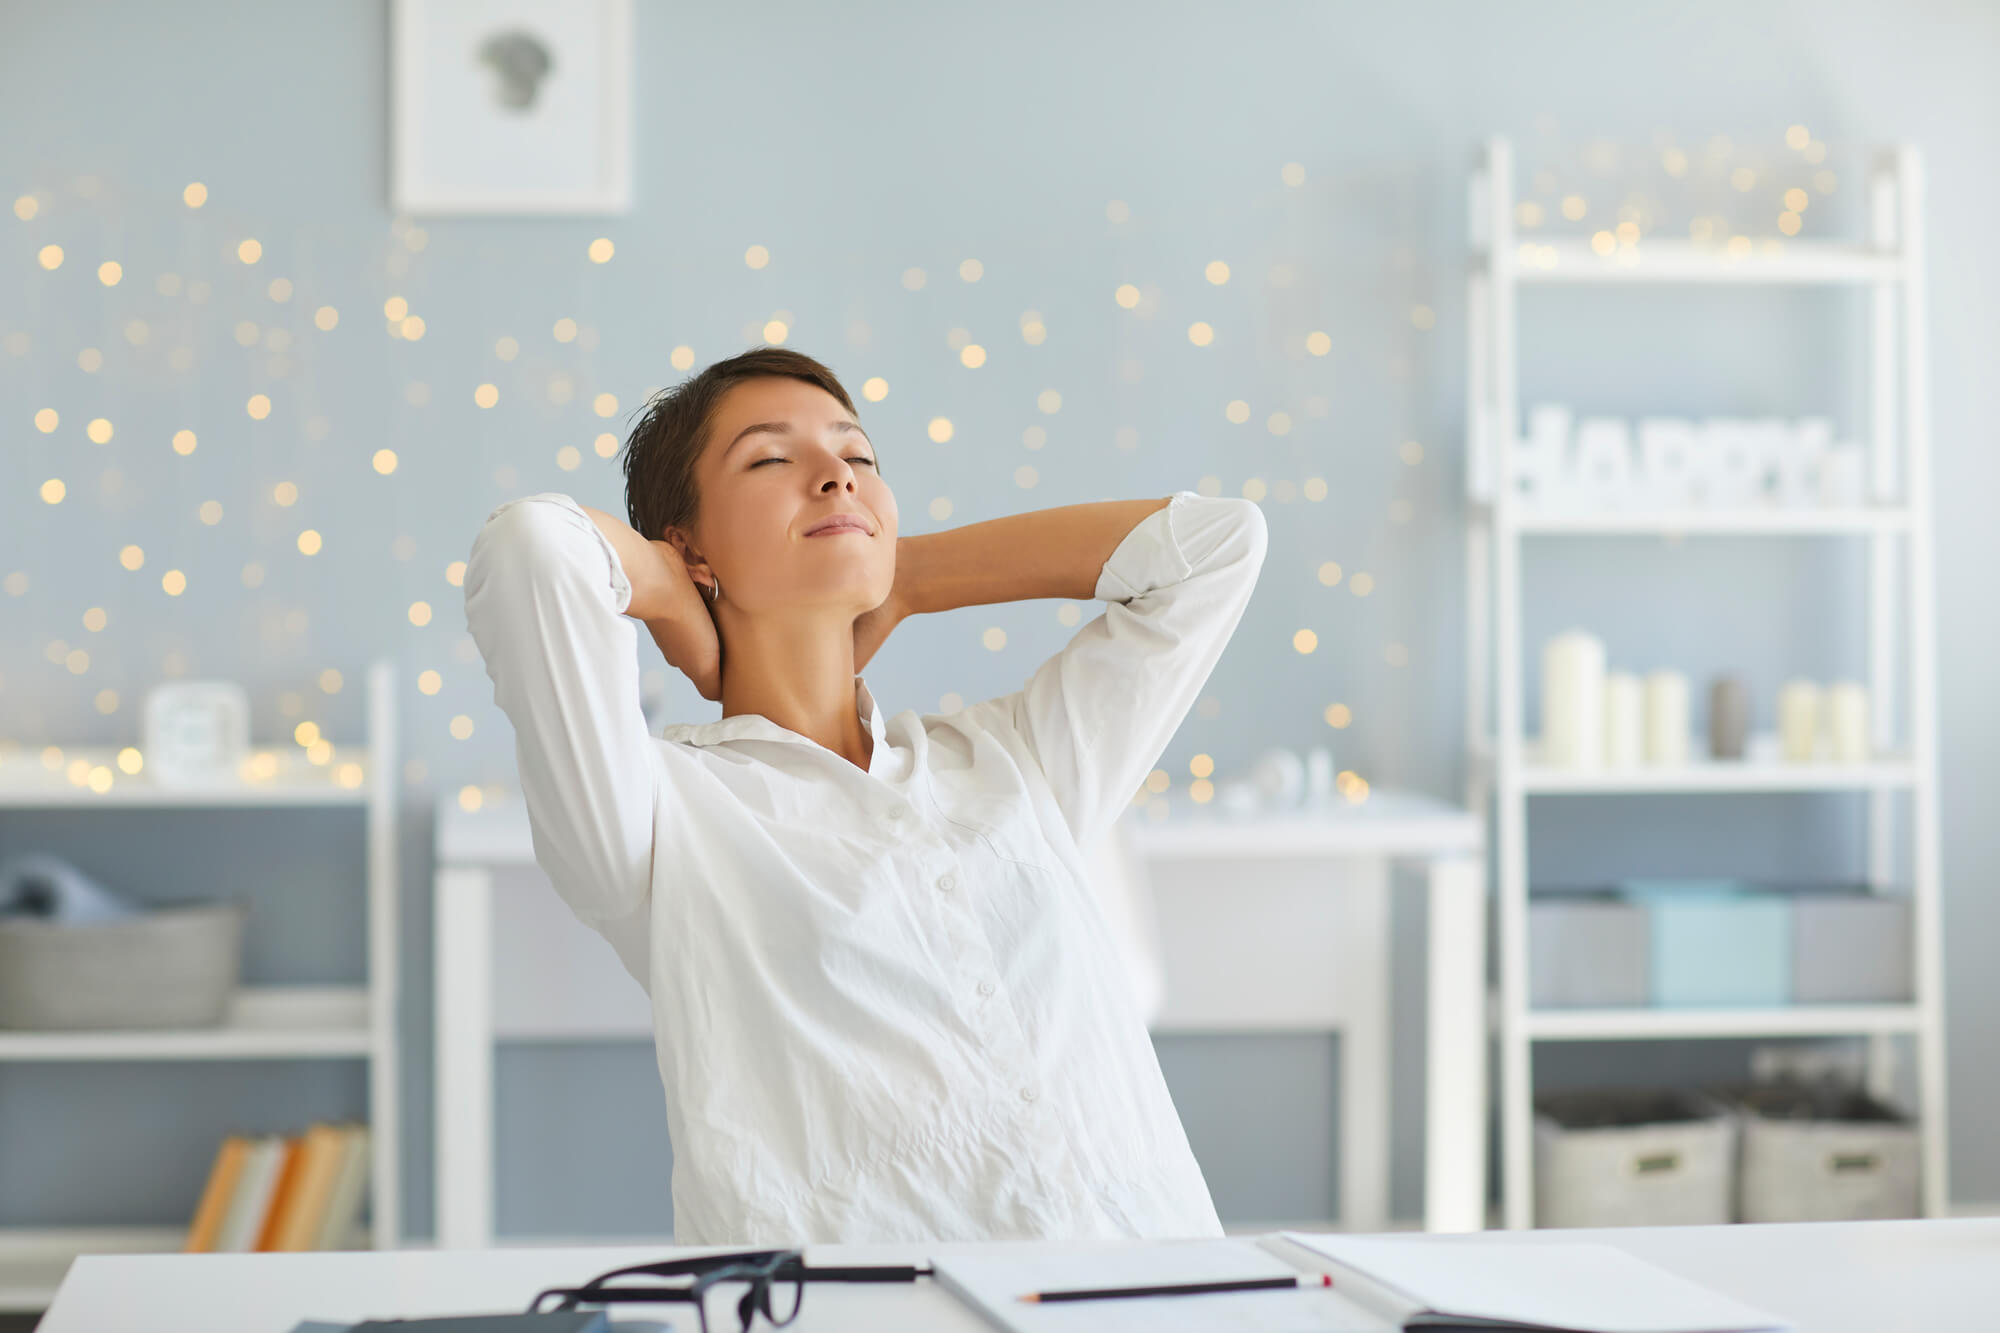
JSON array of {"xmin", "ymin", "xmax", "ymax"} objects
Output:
[{"xmin": 528, "ymin": 1248, "xmax": 931, "ymax": 1333}]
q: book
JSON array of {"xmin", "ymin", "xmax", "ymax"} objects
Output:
[
  {"xmin": 931, "ymin": 1238, "xmax": 1366, "ymax": 1331},
  {"xmin": 929, "ymin": 1232, "xmax": 1790, "ymax": 1333},
  {"xmin": 271, "ymin": 1123, "xmax": 351, "ymax": 1251},
  {"xmin": 254, "ymin": 1133, "xmax": 311, "ymax": 1251},
  {"xmin": 183, "ymin": 1133, "xmax": 252, "ymax": 1252},
  {"xmin": 314, "ymin": 1123, "xmax": 372, "ymax": 1250},
  {"xmin": 1275, "ymin": 1232, "xmax": 1788, "ymax": 1333},
  {"xmin": 214, "ymin": 1135, "xmax": 287, "ymax": 1253}
]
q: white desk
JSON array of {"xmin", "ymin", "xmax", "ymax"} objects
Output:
[
  {"xmin": 433, "ymin": 789, "xmax": 1485, "ymax": 1245},
  {"xmin": 41, "ymin": 1219, "xmax": 2000, "ymax": 1332}
]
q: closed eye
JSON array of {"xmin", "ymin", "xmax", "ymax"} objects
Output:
[{"xmin": 753, "ymin": 456, "xmax": 876, "ymax": 467}]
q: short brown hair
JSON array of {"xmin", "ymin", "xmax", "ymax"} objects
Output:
[{"xmin": 619, "ymin": 347, "xmax": 862, "ymax": 541}]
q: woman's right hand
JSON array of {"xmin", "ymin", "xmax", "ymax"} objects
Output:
[
  {"xmin": 577, "ymin": 504, "xmax": 724, "ymax": 703},
  {"xmin": 642, "ymin": 539, "xmax": 723, "ymax": 703}
]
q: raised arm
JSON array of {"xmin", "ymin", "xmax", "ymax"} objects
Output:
[
  {"xmin": 891, "ymin": 492, "xmax": 1268, "ymax": 854},
  {"xmin": 893, "ymin": 497, "xmax": 1174, "ymax": 613},
  {"xmin": 463, "ymin": 493, "xmax": 666, "ymax": 969}
]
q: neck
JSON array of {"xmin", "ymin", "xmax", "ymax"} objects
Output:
[{"xmin": 716, "ymin": 606, "xmax": 872, "ymax": 769}]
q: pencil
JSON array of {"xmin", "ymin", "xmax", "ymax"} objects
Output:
[{"xmin": 1019, "ymin": 1273, "xmax": 1333, "ymax": 1303}]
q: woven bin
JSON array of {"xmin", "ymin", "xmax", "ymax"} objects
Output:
[
  {"xmin": 1721, "ymin": 1082, "xmax": 1920, "ymax": 1223},
  {"xmin": 1534, "ymin": 1088, "xmax": 1736, "ymax": 1228},
  {"xmin": 0, "ymin": 900, "xmax": 248, "ymax": 1030}
]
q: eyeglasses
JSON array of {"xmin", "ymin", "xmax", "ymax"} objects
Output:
[{"xmin": 528, "ymin": 1248, "xmax": 931, "ymax": 1333}]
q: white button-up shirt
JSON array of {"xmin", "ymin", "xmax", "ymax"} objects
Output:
[{"xmin": 463, "ymin": 488, "xmax": 1268, "ymax": 1245}]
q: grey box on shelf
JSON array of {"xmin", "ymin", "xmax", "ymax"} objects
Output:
[
  {"xmin": 1720, "ymin": 1083, "xmax": 1920, "ymax": 1222},
  {"xmin": 1533, "ymin": 1088, "xmax": 1736, "ymax": 1228},
  {"xmin": 1790, "ymin": 891, "xmax": 1913, "ymax": 1004},
  {"xmin": 1529, "ymin": 891, "xmax": 1649, "ymax": 1008},
  {"xmin": 0, "ymin": 900, "xmax": 248, "ymax": 1029}
]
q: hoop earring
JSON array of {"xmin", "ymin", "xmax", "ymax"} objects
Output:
[{"xmin": 703, "ymin": 574, "xmax": 722, "ymax": 605}]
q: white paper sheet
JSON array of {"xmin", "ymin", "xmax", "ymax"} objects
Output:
[
  {"xmin": 1280, "ymin": 1234, "xmax": 1790, "ymax": 1333},
  {"xmin": 931, "ymin": 1238, "xmax": 1387, "ymax": 1333}
]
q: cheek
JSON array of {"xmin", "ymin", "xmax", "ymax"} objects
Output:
[{"xmin": 709, "ymin": 490, "xmax": 773, "ymax": 564}]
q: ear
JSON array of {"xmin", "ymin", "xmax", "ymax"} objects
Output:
[{"xmin": 661, "ymin": 528, "xmax": 716, "ymax": 591}]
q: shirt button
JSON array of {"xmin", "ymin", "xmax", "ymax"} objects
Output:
[
  {"xmin": 977, "ymin": 980, "xmax": 996, "ymax": 997},
  {"xmin": 886, "ymin": 806, "xmax": 906, "ymax": 822},
  {"xmin": 936, "ymin": 873, "xmax": 956, "ymax": 892},
  {"xmin": 1019, "ymin": 1086, "xmax": 1039, "ymax": 1103}
]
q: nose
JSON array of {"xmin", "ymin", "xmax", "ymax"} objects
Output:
[{"xmin": 818, "ymin": 456, "xmax": 858, "ymax": 491}]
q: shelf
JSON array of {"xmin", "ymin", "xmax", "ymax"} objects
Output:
[
  {"xmin": 0, "ymin": 1226, "xmax": 183, "ymax": 1312},
  {"xmin": 1523, "ymin": 1003, "xmax": 1923, "ymax": 1042},
  {"xmin": 1519, "ymin": 757, "xmax": 1917, "ymax": 794},
  {"xmin": 0, "ymin": 1223, "xmax": 375, "ymax": 1311},
  {"xmin": 0, "ymin": 746, "xmax": 372, "ymax": 808},
  {"xmin": 1469, "ymin": 138, "xmax": 1949, "ymax": 1229},
  {"xmin": 0, "ymin": 986, "xmax": 373, "ymax": 1061},
  {"xmin": 1505, "ymin": 506, "xmax": 1911, "ymax": 536},
  {"xmin": 1492, "ymin": 238, "xmax": 1904, "ymax": 284}
]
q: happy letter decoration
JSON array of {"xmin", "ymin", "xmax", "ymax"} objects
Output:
[{"xmin": 1510, "ymin": 406, "xmax": 1872, "ymax": 512}]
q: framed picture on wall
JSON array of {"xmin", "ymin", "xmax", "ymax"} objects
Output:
[{"xmin": 390, "ymin": 0, "xmax": 632, "ymax": 215}]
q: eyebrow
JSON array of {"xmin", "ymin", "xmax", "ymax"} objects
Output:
[{"xmin": 722, "ymin": 419, "xmax": 871, "ymax": 461}]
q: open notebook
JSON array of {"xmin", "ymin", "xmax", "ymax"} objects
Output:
[{"xmin": 929, "ymin": 1232, "xmax": 1790, "ymax": 1333}]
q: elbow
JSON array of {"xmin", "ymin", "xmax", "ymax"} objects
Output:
[
  {"xmin": 1224, "ymin": 496, "xmax": 1269, "ymax": 571},
  {"xmin": 465, "ymin": 497, "xmax": 605, "ymax": 614},
  {"xmin": 463, "ymin": 500, "xmax": 580, "ymax": 659}
]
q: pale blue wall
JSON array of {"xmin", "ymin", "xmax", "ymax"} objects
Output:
[{"xmin": 3, "ymin": 0, "xmax": 1996, "ymax": 1240}]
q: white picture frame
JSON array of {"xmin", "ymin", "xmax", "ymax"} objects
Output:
[{"xmin": 391, "ymin": 0, "xmax": 632, "ymax": 216}]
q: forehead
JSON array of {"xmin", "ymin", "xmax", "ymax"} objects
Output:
[
  {"xmin": 712, "ymin": 376, "xmax": 850, "ymax": 430},
  {"xmin": 707, "ymin": 377, "xmax": 862, "ymax": 464}
]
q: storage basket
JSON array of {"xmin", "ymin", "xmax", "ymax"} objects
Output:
[
  {"xmin": 0, "ymin": 900, "xmax": 248, "ymax": 1030},
  {"xmin": 1721, "ymin": 1082, "xmax": 1920, "ymax": 1222},
  {"xmin": 1533, "ymin": 1087, "xmax": 1736, "ymax": 1228}
]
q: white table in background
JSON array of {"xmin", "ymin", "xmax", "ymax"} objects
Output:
[
  {"xmin": 432, "ymin": 789, "xmax": 1486, "ymax": 1245},
  {"xmin": 1122, "ymin": 790, "xmax": 1486, "ymax": 1236},
  {"xmin": 40, "ymin": 1218, "xmax": 2000, "ymax": 1332}
]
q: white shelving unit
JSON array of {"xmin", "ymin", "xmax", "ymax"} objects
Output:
[
  {"xmin": 1464, "ymin": 138, "xmax": 1949, "ymax": 1230},
  {"xmin": 0, "ymin": 660, "xmax": 401, "ymax": 1311}
]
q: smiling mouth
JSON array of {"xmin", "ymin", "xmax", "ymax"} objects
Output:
[{"xmin": 806, "ymin": 522, "xmax": 871, "ymax": 537}]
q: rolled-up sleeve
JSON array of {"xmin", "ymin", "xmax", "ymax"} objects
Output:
[
  {"xmin": 463, "ymin": 493, "xmax": 658, "ymax": 944},
  {"xmin": 1009, "ymin": 491, "xmax": 1269, "ymax": 855}
]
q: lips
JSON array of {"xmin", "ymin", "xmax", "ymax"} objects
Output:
[{"xmin": 804, "ymin": 515, "xmax": 872, "ymax": 537}]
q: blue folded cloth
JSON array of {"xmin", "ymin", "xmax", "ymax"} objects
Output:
[{"xmin": 0, "ymin": 853, "xmax": 141, "ymax": 924}]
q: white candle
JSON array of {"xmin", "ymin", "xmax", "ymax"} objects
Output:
[
  {"xmin": 1778, "ymin": 679, "xmax": 1822, "ymax": 761},
  {"xmin": 1541, "ymin": 630, "xmax": 1606, "ymax": 767},
  {"xmin": 1604, "ymin": 672, "xmax": 1644, "ymax": 767},
  {"xmin": 1643, "ymin": 670, "xmax": 1690, "ymax": 765},
  {"xmin": 1826, "ymin": 681, "xmax": 1869, "ymax": 763}
]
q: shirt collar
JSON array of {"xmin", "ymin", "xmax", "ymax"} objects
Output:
[{"xmin": 661, "ymin": 675, "xmax": 887, "ymax": 752}]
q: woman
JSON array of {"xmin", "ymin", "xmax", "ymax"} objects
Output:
[{"xmin": 464, "ymin": 346, "xmax": 1268, "ymax": 1246}]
